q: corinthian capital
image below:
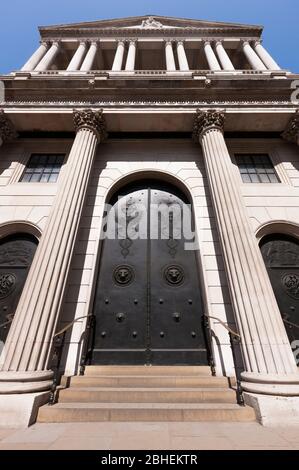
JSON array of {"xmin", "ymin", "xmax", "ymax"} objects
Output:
[
  {"xmin": 193, "ymin": 109, "xmax": 225, "ymax": 141},
  {"xmin": 73, "ymin": 108, "xmax": 107, "ymax": 142},
  {"xmin": 281, "ymin": 111, "xmax": 299, "ymax": 144},
  {"xmin": 0, "ymin": 110, "xmax": 18, "ymax": 143}
]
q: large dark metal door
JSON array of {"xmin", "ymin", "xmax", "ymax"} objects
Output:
[
  {"xmin": 92, "ymin": 181, "xmax": 208, "ymax": 365},
  {"xmin": 0, "ymin": 234, "xmax": 38, "ymax": 344},
  {"xmin": 261, "ymin": 234, "xmax": 299, "ymax": 344}
]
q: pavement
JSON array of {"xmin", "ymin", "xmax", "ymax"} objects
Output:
[{"xmin": 0, "ymin": 422, "xmax": 298, "ymax": 450}]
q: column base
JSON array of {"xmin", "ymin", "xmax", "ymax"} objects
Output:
[
  {"xmin": 0, "ymin": 370, "xmax": 53, "ymax": 394},
  {"xmin": 244, "ymin": 393, "xmax": 299, "ymax": 426},
  {"xmin": 0, "ymin": 391, "xmax": 50, "ymax": 427},
  {"xmin": 241, "ymin": 371, "xmax": 299, "ymax": 396}
]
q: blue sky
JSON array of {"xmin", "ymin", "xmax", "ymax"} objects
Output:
[{"xmin": 1, "ymin": 0, "xmax": 298, "ymax": 73}]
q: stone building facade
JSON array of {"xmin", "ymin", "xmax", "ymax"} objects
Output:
[{"xmin": 0, "ymin": 15, "xmax": 299, "ymax": 427}]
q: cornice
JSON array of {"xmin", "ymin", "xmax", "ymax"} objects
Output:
[
  {"xmin": 1, "ymin": 99, "xmax": 293, "ymax": 107},
  {"xmin": 40, "ymin": 27, "xmax": 262, "ymax": 40}
]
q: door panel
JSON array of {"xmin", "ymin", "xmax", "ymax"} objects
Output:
[
  {"xmin": 92, "ymin": 181, "xmax": 208, "ymax": 365},
  {"xmin": 0, "ymin": 234, "xmax": 38, "ymax": 344},
  {"xmin": 261, "ymin": 235, "xmax": 299, "ymax": 345},
  {"xmin": 150, "ymin": 188, "xmax": 208, "ymax": 364},
  {"xmin": 92, "ymin": 189, "xmax": 148, "ymax": 364}
]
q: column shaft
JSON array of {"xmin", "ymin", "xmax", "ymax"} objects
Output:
[
  {"xmin": 0, "ymin": 110, "xmax": 105, "ymax": 392},
  {"xmin": 204, "ymin": 42, "xmax": 221, "ymax": 71},
  {"xmin": 215, "ymin": 41, "xmax": 235, "ymax": 70},
  {"xmin": 254, "ymin": 42, "xmax": 281, "ymax": 70},
  {"xmin": 67, "ymin": 42, "xmax": 87, "ymax": 71},
  {"xmin": 242, "ymin": 41, "xmax": 267, "ymax": 71},
  {"xmin": 176, "ymin": 41, "xmax": 189, "ymax": 70},
  {"xmin": 35, "ymin": 42, "xmax": 60, "ymax": 71},
  {"xmin": 165, "ymin": 41, "xmax": 176, "ymax": 71},
  {"xmin": 194, "ymin": 110, "xmax": 299, "ymax": 395},
  {"xmin": 125, "ymin": 41, "xmax": 137, "ymax": 71},
  {"xmin": 80, "ymin": 42, "xmax": 98, "ymax": 71},
  {"xmin": 112, "ymin": 41, "xmax": 125, "ymax": 71},
  {"xmin": 21, "ymin": 43, "xmax": 49, "ymax": 72}
]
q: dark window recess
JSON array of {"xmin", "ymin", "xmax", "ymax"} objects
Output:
[
  {"xmin": 235, "ymin": 154, "xmax": 280, "ymax": 183},
  {"xmin": 20, "ymin": 154, "xmax": 65, "ymax": 183}
]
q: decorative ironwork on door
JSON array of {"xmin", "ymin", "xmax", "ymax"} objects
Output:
[
  {"xmin": 0, "ymin": 234, "xmax": 38, "ymax": 344},
  {"xmin": 92, "ymin": 180, "xmax": 208, "ymax": 365},
  {"xmin": 261, "ymin": 234, "xmax": 299, "ymax": 345}
]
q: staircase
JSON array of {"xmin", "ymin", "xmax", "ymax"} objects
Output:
[{"xmin": 37, "ymin": 366, "xmax": 256, "ymax": 423}]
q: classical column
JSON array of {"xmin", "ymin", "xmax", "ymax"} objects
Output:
[
  {"xmin": 193, "ymin": 110, "xmax": 299, "ymax": 395},
  {"xmin": 0, "ymin": 109, "xmax": 106, "ymax": 393},
  {"xmin": 35, "ymin": 41, "xmax": 60, "ymax": 71},
  {"xmin": 67, "ymin": 42, "xmax": 88, "ymax": 71},
  {"xmin": 112, "ymin": 40, "xmax": 125, "ymax": 71},
  {"xmin": 215, "ymin": 41, "xmax": 235, "ymax": 71},
  {"xmin": 21, "ymin": 42, "xmax": 49, "ymax": 72},
  {"xmin": 125, "ymin": 40, "xmax": 137, "ymax": 71},
  {"xmin": 0, "ymin": 110, "xmax": 18, "ymax": 147},
  {"xmin": 204, "ymin": 41, "xmax": 221, "ymax": 71},
  {"xmin": 253, "ymin": 41, "xmax": 281, "ymax": 70},
  {"xmin": 282, "ymin": 111, "xmax": 299, "ymax": 145},
  {"xmin": 165, "ymin": 40, "xmax": 176, "ymax": 71},
  {"xmin": 241, "ymin": 41, "xmax": 267, "ymax": 71},
  {"xmin": 80, "ymin": 42, "xmax": 98, "ymax": 71},
  {"xmin": 176, "ymin": 40, "xmax": 189, "ymax": 71}
]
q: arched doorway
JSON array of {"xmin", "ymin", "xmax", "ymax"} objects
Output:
[
  {"xmin": 0, "ymin": 233, "xmax": 38, "ymax": 344},
  {"xmin": 260, "ymin": 234, "xmax": 299, "ymax": 344},
  {"xmin": 92, "ymin": 179, "xmax": 208, "ymax": 365}
]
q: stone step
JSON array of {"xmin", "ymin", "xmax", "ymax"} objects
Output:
[
  {"xmin": 84, "ymin": 365, "xmax": 212, "ymax": 377},
  {"xmin": 38, "ymin": 402, "xmax": 256, "ymax": 423},
  {"xmin": 69, "ymin": 375, "xmax": 230, "ymax": 388},
  {"xmin": 58, "ymin": 387, "xmax": 236, "ymax": 404}
]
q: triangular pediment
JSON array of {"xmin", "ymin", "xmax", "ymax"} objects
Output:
[{"xmin": 39, "ymin": 14, "xmax": 262, "ymax": 33}]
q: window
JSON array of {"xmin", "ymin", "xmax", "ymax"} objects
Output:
[
  {"xmin": 235, "ymin": 154, "xmax": 280, "ymax": 183},
  {"xmin": 20, "ymin": 154, "xmax": 65, "ymax": 183}
]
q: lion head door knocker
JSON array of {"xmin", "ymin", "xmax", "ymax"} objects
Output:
[
  {"xmin": 282, "ymin": 273, "xmax": 299, "ymax": 300},
  {"xmin": 164, "ymin": 265, "xmax": 184, "ymax": 286},
  {"xmin": 113, "ymin": 265, "xmax": 134, "ymax": 286},
  {"xmin": 0, "ymin": 273, "xmax": 17, "ymax": 299}
]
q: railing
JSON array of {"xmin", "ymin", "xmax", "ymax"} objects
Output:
[
  {"xmin": 0, "ymin": 315, "xmax": 14, "ymax": 331},
  {"xmin": 283, "ymin": 318, "xmax": 299, "ymax": 330},
  {"xmin": 24, "ymin": 69, "xmax": 279, "ymax": 77},
  {"xmin": 203, "ymin": 314, "xmax": 245, "ymax": 406},
  {"xmin": 48, "ymin": 314, "xmax": 94, "ymax": 405}
]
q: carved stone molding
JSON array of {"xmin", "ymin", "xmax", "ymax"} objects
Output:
[
  {"xmin": 0, "ymin": 109, "xmax": 18, "ymax": 143},
  {"xmin": 281, "ymin": 111, "xmax": 299, "ymax": 144},
  {"xmin": 73, "ymin": 108, "xmax": 107, "ymax": 141},
  {"xmin": 193, "ymin": 109, "xmax": 225, "ymax": 141}
]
